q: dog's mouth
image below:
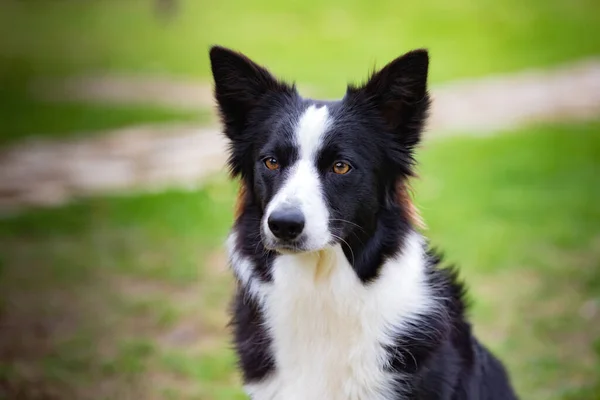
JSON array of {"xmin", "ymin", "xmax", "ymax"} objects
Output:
[
  {"xmin": 261, "ymin": 230, "xmax": 327, "ymax": 255},
  {"xmin": 273, "ymin": 244, "xmax": 305, "ymax": 255},
  {"xmin": 263, "ymin": 237, "xmax": 307, "ymax": 254},
  {"xmin": 263, "ymin": 238, "xmax": 340, "ymax": 256}
]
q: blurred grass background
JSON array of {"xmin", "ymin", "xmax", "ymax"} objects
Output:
[
  {"xmin": 0, "ymin": 0, "xmax": 599, "ymax": 399},
  {"xmin": 1, "ymin": 0, "xmax": 599, "ymax": 88}
]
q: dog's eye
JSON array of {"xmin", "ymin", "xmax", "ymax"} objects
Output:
[
  {"xmin": 332, "ymin": 161, "xmax": 351, "ymax": 175},
  {"xmin": 264, "ymin": 157, "xmax": 280, "ymax": 171}
]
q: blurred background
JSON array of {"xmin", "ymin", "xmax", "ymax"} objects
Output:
[{"xmin": 0, "ymin": 0, "xmax": 599, "ymax": 399}]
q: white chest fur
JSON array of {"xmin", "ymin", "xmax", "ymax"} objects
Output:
[{"xmin": 238, "ymin": 232, "xmax": 433, "ymax": 400}]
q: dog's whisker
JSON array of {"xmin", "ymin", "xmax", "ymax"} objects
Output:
[
  {"xmin": 328, "ymin": 218, "xmax": 366, "ymax": 232},
  {"xmin": 330, "ymin": 233, "xmax": 356, "ymax": 267}
]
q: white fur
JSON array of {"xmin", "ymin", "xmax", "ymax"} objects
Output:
[
  {"xmin": 240, "ymin": 231, "xmax": 435, "ymax": 400},
  {"xmin": 227, "ymin": 232, "xmax": 270, "ymax": 304},
  {"xmin": 264, "ymin": 105, "xmax": 332, "ymax": 249}
]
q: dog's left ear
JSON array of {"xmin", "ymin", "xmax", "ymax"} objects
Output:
[
  {"xmin": 348, "ymin": 49, "xmax": 430, "ymax": 149},
  {"xmin": 209, "ymin": 46, "xmax": 293, "ymax": 136},
  {"xmin": 210, "ymin": 46, "xmax": 295, "ymax": 179}
]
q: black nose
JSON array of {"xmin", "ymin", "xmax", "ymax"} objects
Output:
[{"xmin": 268, "ymin": 209, "xmax": 305, "ymax": 240}]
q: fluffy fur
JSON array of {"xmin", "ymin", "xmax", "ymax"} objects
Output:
[{"xmin": 210, "ymin": 45, "xmax": 518, "ymax": 399}]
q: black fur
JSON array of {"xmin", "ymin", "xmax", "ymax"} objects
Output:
[{"xmin": 211, "ymin": 46, "xmax": 518, "ymax": 399}]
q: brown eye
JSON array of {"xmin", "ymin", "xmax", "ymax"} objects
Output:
[
  {"xmin": 264, "ymin": 157, "xmax": 280, "ymax": 170},
  {"xmin": 332, "ymin": 161, "xmax": 351, "ymax": 175}
]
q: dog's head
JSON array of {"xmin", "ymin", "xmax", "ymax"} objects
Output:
[{"xmin": 210, "ymin": 47, "xmax": 429, "ymax": 255}]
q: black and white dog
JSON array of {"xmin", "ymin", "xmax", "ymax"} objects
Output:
[{"xmin": 210, "ymin": 46, "xmax": 518, "ymax": 400}]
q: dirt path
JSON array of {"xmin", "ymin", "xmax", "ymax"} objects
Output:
[
  {"xmin": 2, "ymin": 58, "xmax": 600, "ymax": 213},
  {"xmin": 30, "ymin": 74, "xmax": 216, "ymax": 110}
]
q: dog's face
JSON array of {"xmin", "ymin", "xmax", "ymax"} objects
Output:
[
  {"xmin": 210, "ymin": 47, "xmax": 429, "ymax": 254},
  {"xmin": 253, "ymin": 100, "xmax": 386, "ymax": 253}
]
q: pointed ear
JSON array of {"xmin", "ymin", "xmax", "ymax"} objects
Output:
[
  {"xmin": 348, "ymin": 49, "xmax": 430, "ymax": 149},
  {"xmin": 209, "ymin": 46, "xmax": 293, "ymax": 135}
]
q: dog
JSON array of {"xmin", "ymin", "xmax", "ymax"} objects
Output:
[{"xmin": 210, "ymin": 45, "xmax": 518, "ymax": 400}]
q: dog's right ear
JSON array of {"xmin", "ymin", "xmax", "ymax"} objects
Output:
[
  {"xmin": 209, "ymin": 46, "xmax": 292, "ymax": 136},
  {"xmin": 347, "ymin": 50, "xmax": 430, "ymax": 152}
]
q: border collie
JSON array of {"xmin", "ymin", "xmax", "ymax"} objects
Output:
[{"xmin": 210, "ymin": 46, "xmax": 518, "ymax": 400}]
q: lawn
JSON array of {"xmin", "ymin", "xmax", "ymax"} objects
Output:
[
  {"xmin": 0, "ymin": 96, "xmax": 210, "ymax": 146},
  {"xmin": 1, "ymin": 0, "xmax": 599, "ymax": 95},
  {"xmin": 1, "ymin": 121, "xmax": 598, "ymax": 399}
]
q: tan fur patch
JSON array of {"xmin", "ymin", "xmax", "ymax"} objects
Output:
[
  {"xmin": 396, "ymin": 181, "xmax": 425, "ymax": 229},
  {"xmin": 233, "ymin": 183, "xmax": 247, "ymax": 220},
  {"xmin": 313, "ymin": 250, "xmax": 335, "ymax": 282}
]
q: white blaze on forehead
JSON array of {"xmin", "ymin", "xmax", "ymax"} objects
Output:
[
  {"xmin": 295, "ymin": 104, "xmax": 332, "ymax": 159},
  {"xmin": 264, "ymin": 105, "xmax": 333, "ymax": 249}
]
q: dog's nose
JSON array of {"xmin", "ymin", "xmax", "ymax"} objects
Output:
[{"xmin": 268, "ymin": 209, "xmax": 305, "ymax": 240}]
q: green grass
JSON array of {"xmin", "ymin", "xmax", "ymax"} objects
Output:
[
  {"xmin": 415, "ymin": 122, "xmax": 600, "ymax": 398},
  {"xmin": 0, "ymin": 177, "xmax": 240, "ymax": 399},
  {"xmin": 0, "ymin": 96, "xmax": 211, "ymax": 146},
  {"xmin": 1, "ymin": 121, "xmax": 599, "ymax": 399},
  {"xmin": 1, "ymin": 0, "xmax": 599, "ymax": 96}
]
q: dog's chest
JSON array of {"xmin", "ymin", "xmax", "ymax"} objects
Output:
[{"xmin": 248, "ymin": 249, "xmax": 398, "ymax": 400}]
